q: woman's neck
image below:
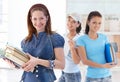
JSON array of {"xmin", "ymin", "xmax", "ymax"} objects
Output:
[
  {"xmin": 67, "ymin": 31, "xmax": 76, "ymax": 40},
  {"xmin": 36, "ymin": 31, "xmax": 45, "ymax": 37},
  {"xmin": 88, "ymin": 31, "xmax": 98, "ymax": 40}
]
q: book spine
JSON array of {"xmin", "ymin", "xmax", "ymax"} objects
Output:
[
  {"xmin": 6, "ymin": 48, "xmax": 29, "ymax": 63},
  {"xmin": 111, "ymin": 44, "xmax": 117, "ymax": 64},
  {"xmin": 6, "ymin": 46, "xmax": 29, "ymax": 59},
  {"xmin": 5, "ymin": 53, "xmax": 25, "ymax": 66},
  {"xmin": 12, "ymin": 51, "xmax": 29, "ymax": 62}
]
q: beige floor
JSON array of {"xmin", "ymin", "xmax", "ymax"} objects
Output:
[
  {"xmin": 0, "ymin": 58, "xmax": 120, "ymax": 82},
  {"xmin": 55, "ymin": 67, "xmax": 120, "ymax": 82},
  {"xmin": 0, "ymin": 67, "xmax": 120, "ymax": 82}
]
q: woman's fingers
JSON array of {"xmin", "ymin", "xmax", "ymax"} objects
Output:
[{"xmin": 22, "ymin": 62, "xmax": 34, "ymax": 72}]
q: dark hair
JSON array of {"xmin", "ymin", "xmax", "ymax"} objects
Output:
[
  {"xmin": 26, "ymin": 3, "xmax": 53, "ymax": 42},
  {"xmin": 76, "ymin": 21, "xmax": 82, "ymax": 34},
  {"xmin": 85, "ymin": 11, "xmax": 102, "ymax": 34}
]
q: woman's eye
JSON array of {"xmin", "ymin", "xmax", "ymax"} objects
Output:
[{"xmin": 33, "ymin": 18, "xmax": 37, "ymax": 20}]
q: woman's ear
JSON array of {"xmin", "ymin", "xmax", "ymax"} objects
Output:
[
  {"xmin": 87, "ymin": 21, "xmax": 90, "ymax": 26},
  {"xmin": 46, "ymin": 16, "xmax": 49, "ymax": 21},
  {"xmin": 76, "ymin": 22, "xmax": 80, "ymax": 27},
  {"xmin": 30, "ymin": 17, "xmax": 32, "ymax": 21}
]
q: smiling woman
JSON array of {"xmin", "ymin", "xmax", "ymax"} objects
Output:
[
  {"xmin": 8, "ymin": 0, "xmax": 66, "ymax": 48},
  {"xmin": 30, "ymin": 10, "xmax": 48, "ymax": 33},
  {"xmin": 17, "ymin": 3, "xmax": 65, "ymax": 82},
  {"xmin": 0, "ymin": 0, "xmax": 66, "ymax": 82}
]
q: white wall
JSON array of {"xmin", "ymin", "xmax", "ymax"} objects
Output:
[
  {"xmin": 8, "ymin": 0, "xmax": 66, "ymax": 48},
  {"xmin": 67, "ymin": 0, "xmax": 120, "ymax": 32},
  {"xmin": 0, "ymin": 0, "xmax": 8, "ymax": 48},
  {"xmin": 67, "ymin": 0, "xmax": 120, "ymax": 14}
]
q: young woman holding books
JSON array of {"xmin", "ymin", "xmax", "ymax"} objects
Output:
[
  {"xmin": 59, "ymin": 13, "xmax": 82, "ymax": 82},
  {"xmin": 76, "ymin": 11, "xmax": 116, "ymax": 82},
  {"xmin": 20, "ymin": 3, "xmax": 65, "ymax": 82}
]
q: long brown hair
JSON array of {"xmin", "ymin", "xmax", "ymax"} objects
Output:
[
  {"xmin": 76, "ymin": 21, "xmax": 82, "ymax": 34},
  {"xmin": 85, "ymin": 11, "xmax": 102, "ymax": 34},
  {"xmin": 26, "ymin": 3, "xmax": 53, "ymax": 42}
]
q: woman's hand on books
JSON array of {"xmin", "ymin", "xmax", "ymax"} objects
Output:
[
  {"xmin": 21, "ymin": 53, "xmax": 39, "ymax": 72},
  {"xmin": 102, "ymin": 62, "xmax": 116, "ymax": 68},
  {"xmin": 3, "ymin": 58, "xmax": 18, "ymax": 68}
]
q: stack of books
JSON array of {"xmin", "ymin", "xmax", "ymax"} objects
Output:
[
  {"xmin": 105, "ymin": 42, "xmax": 118, "ymax": 64},
  {"xmin": 0, "ymin": 45, "xmax": 29, "ymax": 68}
]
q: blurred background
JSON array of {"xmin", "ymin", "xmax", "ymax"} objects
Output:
[{"xmin": 67, "ymin": 0, "xmax": 120, "ymax": 82}]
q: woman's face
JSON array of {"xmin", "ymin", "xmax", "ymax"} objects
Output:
[
  {"xmin": 67, "ymin": 17, "xmax": 79, "ymax": 32},
  {"xmin": 31, "ymin": 10, "xmax": 48, "ymax": 33},
  {"xmin": 88, "ymin": 16, "xmax": 102, "ymax": 33}
]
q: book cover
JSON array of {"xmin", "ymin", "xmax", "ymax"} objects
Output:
[{"xmin": 105, "ymin": 43, "xmax": 117, "ymax": 64}]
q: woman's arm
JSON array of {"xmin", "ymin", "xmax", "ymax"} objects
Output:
[
  {"xmin": 36, "ymin": 48, "xmax": 65, "ymax": 69},
  {"xmin": 77, "ymin": 46, "xmax": 115, "ymax": 68},
  {"xmin": 22, "ymin": 48, "xmax": 65, "ymax": 72},
  {"xmin": 69, "ymin": 40, "xmax": 81, "ymax": 64},
  {"xmin": 53, "ymin": 47, "xmax": 65, "ymax": 69}
]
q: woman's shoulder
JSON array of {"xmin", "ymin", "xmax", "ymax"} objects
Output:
[
  {"xmin": 21, "ymin": 37, "xmax": 31, "ymax": 47},
  {"xmin": 21, "ymin": 38, "xmax": 26, "ymax": 45},
  {"xmin": 50, "ymin": 33, "xmax": 65, "ymax": 48},
  {"xmin": 77, "ymin": 33, "xmax": 87, "ymax": 39},
  {"xmin": 98, "ymin": 33, "xmax": 107, "ymax": 38},
  {"xmin": 51, "ymin": 33, "xmax": 64, "ymax": 41}
]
